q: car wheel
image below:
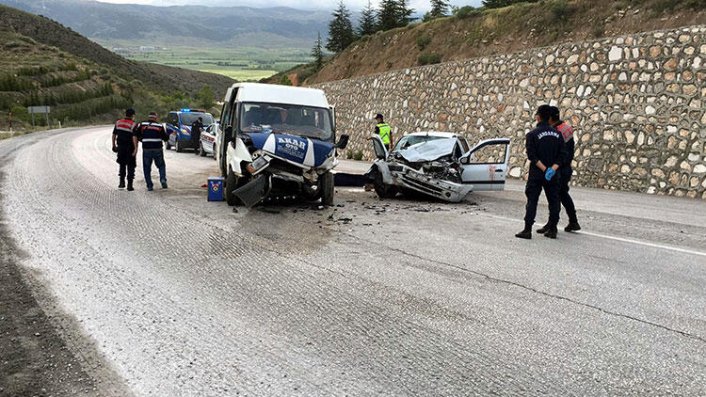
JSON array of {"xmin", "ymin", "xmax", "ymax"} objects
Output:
[
  {"xmin": 175, "ymin": 139, "xmax": 183, "ymax": 153},
  {"xmin": 320, "ymin": 171, "xmax": 334, "ymax": 206},
  {"xmin": 374, "ymin": 170, "xmax": 397, "ymax": 199},
  {"xmin": 225, "ymin": 168, "xmax": 238, "ymax": 206},
  {"xmin": 199, "ymin": 143, "xmax": 207, "ymax": 157}
]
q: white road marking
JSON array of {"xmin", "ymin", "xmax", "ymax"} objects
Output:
[{"xmin": 479, "ymin": 212, "xmax": 706, "ymax": 258}]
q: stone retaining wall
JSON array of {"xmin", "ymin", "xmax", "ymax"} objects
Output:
[{"xmin": 318, "ymin": 26, "xmax": 706, "ymax": 199}]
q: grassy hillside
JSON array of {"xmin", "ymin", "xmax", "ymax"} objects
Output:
[
  {"xmin": 0, "ymin": 4, "xmax": 234, "ymax": 132},
  {"xmin": 270, "ymin": 0, "xmax": 706, "ymax": 85}
]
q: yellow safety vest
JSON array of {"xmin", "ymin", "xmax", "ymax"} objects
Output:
[{"xmin": 377, "ymin": 123, "xmax": 391, "ymax": 145}]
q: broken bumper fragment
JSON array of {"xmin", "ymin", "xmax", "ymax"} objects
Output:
[{"xmin": 392, "ymin": 166, "xmax": 472, "ymax": 203}]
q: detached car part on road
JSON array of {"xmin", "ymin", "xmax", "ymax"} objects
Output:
[
  {"xmin": 367, "ymin": 132, "xmax": 510, "ymax": 202},
  {"xmin": 215, "ymin": 83, "xmax": 348, "ymax": 207}
]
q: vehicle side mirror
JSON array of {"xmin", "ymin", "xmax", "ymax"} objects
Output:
[
  {"xmin": 335, "ymin": 134, "xmax": 349, "ymax": 150},
  {"xmin": 224, "ymin": 126, "xmax": 233, "ymax": 142},
  {"xmin": 460, "ymin": 157, "xmax": 470, "ymax": 165}
]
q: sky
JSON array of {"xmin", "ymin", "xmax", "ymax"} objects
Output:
[{"xmin": 96, "ymin": 0, "xmax": 485, "ymax": 12}]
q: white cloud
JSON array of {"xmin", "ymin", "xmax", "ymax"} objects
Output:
[{"xmin": 96, "ymin": 0, "xmax": 485, "ymax": 12}]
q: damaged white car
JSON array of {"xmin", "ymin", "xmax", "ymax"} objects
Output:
[{"xmin": 366, "ymin": 132, "xmax": 511, "ymax": 202}]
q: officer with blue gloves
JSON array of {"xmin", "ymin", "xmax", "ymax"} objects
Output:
[{"xmin": 516, "ymin": 105, "xmax": 566, "ymax": 240}]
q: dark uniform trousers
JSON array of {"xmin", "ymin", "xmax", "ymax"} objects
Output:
[
  {"xmin": 524, "ymin": 174, "xmax": 561, "ymax": 229},
  {"xmin": 116, "ymin": 143, "xmax": 136, "ymax": 181},
  {"xmin": 559, "ymin": 167, "xmax": 578, "ymax": 224}
]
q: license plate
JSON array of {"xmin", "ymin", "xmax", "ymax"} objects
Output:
[{"xmin": 251, "ymin": 156, "xmax": 270, "ymax": 172}]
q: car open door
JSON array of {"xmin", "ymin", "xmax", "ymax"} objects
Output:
[
  {"xmin": 368, "ymin": 134, "xmax": 388, "ymax": 160},
  {"xmin": 459, "ymin": 138, "xmax": 511, "ymax": 191}
]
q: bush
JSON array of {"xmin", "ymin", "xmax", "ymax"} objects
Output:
[
  {"xmin": 353, "ymin": 150, "xmax": 364, "ymax": 161},
  {"xmin": 453, "ymin": 6, "xmax": 483, "ymax": 19},
  {"xmin": 0, "ymin": 75, "xmax": 34, "ymax": 92},
  {"xmin": 592, "ymin": 23, "xmax": 605, "ymax": 38},
  {"xmin": 280, "ymin": 75, "xmax": 292, "ymax": 86},
  {"xmin": 549, "ymin": 0, "xmax": 574, "ymax": 20},
  {"xmin": 416, "ymin": 34, "xmax": 432, "ymax": 51},
  {"xmin": 418, "ymin": 53, "xmax": 442, "ymax": 65}
]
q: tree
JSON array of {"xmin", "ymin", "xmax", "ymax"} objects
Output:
[
  {"xmin": 378, "ymin": 0, "xmax": 413, "ymax": 31},
  {"xmin": 396, "ymin": 0, "xmax": 414, "ymax": 26},
  {"xmin": 428, "ymin": 0, "xmax": 450, "ymax": 19},
  {"xmin": 196, "ymin": 85, "xmax": 214, "ymax": 109},
  {"xmin": 357, "ymin": 0, "xmax": 378, "ymax": 36},
  {"xmin": 326, "ymin": 1, "xmax": 356, "ymax": 53},
  {"xmin": 378, "ymin": 0, "xmax": 398, "ymax": 30},
  {"xmin": 312, "ymin": 32, "xmax": 324, "ymax": 70}
]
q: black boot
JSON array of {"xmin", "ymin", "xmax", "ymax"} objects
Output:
[
  {"xmin": 119, "ymin": 177, "xmax": 125, "ymax": 189},
  {"xmin": 536, "ymin": 224, "xmax": 549, "ymax": 234},
  {"xmin": 127, "ymin": 180, "xmax": 134, "ymax": 192},
  {"xmin": 565, "ymin": 222, "xmax": 581, "ymax": 232},
  {"xmin": 544, "ymin": 228, "xmax": 557, "ymax": 239},
  {"xmin": 515, "ymin": 228, "xmax": 532, "ymax": 239}
]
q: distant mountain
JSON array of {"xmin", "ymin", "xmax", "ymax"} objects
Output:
[
  {"xmin": 0, "ymin": 0, "xmax": 329, "ymax": 48},
  {"xmin": 0, "ymin": 4, "xmax": 234, "ymax": 129}
]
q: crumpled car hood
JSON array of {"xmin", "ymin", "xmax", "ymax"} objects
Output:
[
  {"xmin": 244, "ymin": 132, "xmax": 334, "ymax": 168},
  {"xmin": 397, "ymin": 139, "xmax": 457, "ymax": 163}
]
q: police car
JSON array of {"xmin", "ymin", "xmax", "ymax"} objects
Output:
[
  {"xmin": 165, "ymin": 109, "xmax": 215, "ymax": 152},
  {"xmin": 198, "ymin": 122, "xmax": 218, "ymax": 159}
]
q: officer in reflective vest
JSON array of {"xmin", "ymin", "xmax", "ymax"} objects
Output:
[
  {"xmin": 112, "ymin": 108, "xmax": 137, "ymax": 191},
  {"xmin": 374, "ymin": 113, "xmax": 392, "ymax": 150},
  {"xmin": 133, "ymin": 112, "xmax": 169, "ymax": 191}
]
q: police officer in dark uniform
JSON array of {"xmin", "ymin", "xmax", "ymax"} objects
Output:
[
  {"xmin": 191, "ymin": 117, "xmax": 203, "ymax": 154},
  {"xmin": 516, "ymin": 105, "xmax": 566, "ymax": 239},
  {"xmin": 133, "ymin": 112, "xmax": 169, "ymax": 191},
  {"xmin": 112, "ymin": 108, "xmax": 138, "ymax": 191},
  {"xmin": 537, "ymin": 106, "xmax": 581, "ymax": 234}
]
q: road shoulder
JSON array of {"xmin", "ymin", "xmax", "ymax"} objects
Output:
[{"xmin": 0, "ymin": 135, "xmax": 130, "ymax": 396}]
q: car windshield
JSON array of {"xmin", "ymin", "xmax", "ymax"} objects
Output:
[
  {"xmin": 239, "ymin": 103, "xmax": 333, "ymax": 141},
  {"xmin": 394, "ymin": 135, "xmax": 447, "ymax": 151},
  {"xmin": 181, "ymin": 113, "xmax": 213, "ymax": 125}
]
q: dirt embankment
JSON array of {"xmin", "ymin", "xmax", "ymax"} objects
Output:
[{"xmin": 304, "ymin": 0, "xmax": 706, "ymax": 84}]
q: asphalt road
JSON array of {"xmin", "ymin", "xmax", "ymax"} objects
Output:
[{"xmin": 1, "ymin": 127, "xmax": 705, "ymax": 396}]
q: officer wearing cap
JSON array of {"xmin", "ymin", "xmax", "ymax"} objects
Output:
[
  {"xmin": 516, "ymin": 105, "xmax": 566, "ymax": 239},
  {"xmin": 133, "ymin": 112, "xmax": 169, "ymax": 191},
  {"xmin": 537, "ymin": 106, "xmax": 581, "ymax": 234},
  {"xmin": 112, "ymin": 108, "xmax": 138, "ymax": 191},
  {"xmin": 374, "ymin": 113, "xmax": 392, "ymax": 150}
]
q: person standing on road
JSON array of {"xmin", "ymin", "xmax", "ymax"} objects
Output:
[
  {"xmin": 133, "ymin": 112, "xmax": 169, "ymax": 191},
  {"xmin": 374, "ymin": 113, "xmax": 393, "ymax": 150},
  {"xmin": 516, "ymin": 105, "xmax": 566, "ymax": 240},
  {"xmin": 191, "ymin": 117, "xmax": 203, "ymax": 153},
  {"xmin": 537, "ymin": 106, "xmax": 581, "ymax": 234},
  {"xmin": 112, "ymin": 108, "xmax": 138, "ymax": 191}
]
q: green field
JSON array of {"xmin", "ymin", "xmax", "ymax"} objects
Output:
[
  {"xmin": 178, "ymin": 66, "xmax": 277, "ymax": 81},
  {"xmin": 105, "ymin": 44, "xmax": 311, "ymax": 82}
]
